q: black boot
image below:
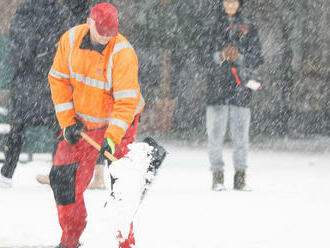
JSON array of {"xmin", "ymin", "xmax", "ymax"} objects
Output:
[
  {"xmin": 212, "ymin": 171, "xmax": 225, "ymax": 191},
  {"xmin": 55, "ymin": 244, "xmax": 67, "ymax": 248},
  {"xmin": 234, "ymin": 170, "xmax": 246, "ymax": 190},
  {"xmin": 55, "ymin": 243, "xmax": 81, "ymax": 248}
]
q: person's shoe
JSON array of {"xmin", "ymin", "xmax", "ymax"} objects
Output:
[
  {"xmin": 212, "ymin": 171, "xmax": 225, "ymax": 191},
  {"xmin": 234, "ymin": 170, "xmax": 249, "ymax": 191},
  {"xmin": 88, "ymin": 180, "xmax": 106, "ymax": 190},
  {"xmin": 36, "ymin": 174, "xmax": 50, "ymax": 185},
  {"xmin": 0, "ymin": 173, "xmax": 12, "ymax": 188},
  {"xmin": 55, "ymin": 243, "xmax": 67, "ymax": 248},
  {"xmin": 88, "ymin": 165, "xmax": 106, "ymax": 190}
]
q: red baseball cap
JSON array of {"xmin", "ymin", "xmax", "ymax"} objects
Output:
[{"xmin": 90, "ymin": 2, "xmax": 118, "ymax": 37}]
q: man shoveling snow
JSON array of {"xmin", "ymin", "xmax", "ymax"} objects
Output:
[{"xmin": 46, "ymin": 2, "xmax": 167, "ymax": 247}]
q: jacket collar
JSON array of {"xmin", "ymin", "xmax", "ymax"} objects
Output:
[{"xmin": 80, "ymin": 31, "xmax": 107, "ymax": 54}]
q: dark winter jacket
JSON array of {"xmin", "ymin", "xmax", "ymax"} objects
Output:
[
  {"xmin": 205, "ymin": 8, "xmax": 263, "ymax": 107},
  {"xmin": 8, "ymin": 0, "xmax": 72, "ymax": 124},
  {"xmin": 7, "ymin": 0, "xmax": 93, "ymax": 125}
]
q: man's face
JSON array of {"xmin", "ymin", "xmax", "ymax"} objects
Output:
[
  {"xmin": 223, "ymin": 0, "xmax": 240, "ymax": 16},
  {"xmin": 87, "ymin": 18, "xmax": 112, "ymax": 45}
]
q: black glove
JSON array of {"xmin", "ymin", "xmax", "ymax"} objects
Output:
[
  {"xmin": 99, "ymin": 137, "xmax": 115, "ymax": 164},
  {"xmin": 63, "ymin": 119, "xmax": 84, "ymax": 144}
]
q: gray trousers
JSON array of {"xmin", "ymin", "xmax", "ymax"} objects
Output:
[{"xmin": 206, "ymin": 105, "xmax": 251, "ymax": 172}]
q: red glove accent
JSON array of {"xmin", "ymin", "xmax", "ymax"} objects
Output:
[{"xmin": 114, "ymin": 114, "xmax": 140, "ymax": 159}]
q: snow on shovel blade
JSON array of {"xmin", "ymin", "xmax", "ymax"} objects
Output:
[{"xmin": 101, "ymin": 141, "xmax": 155, "ymax": 239}]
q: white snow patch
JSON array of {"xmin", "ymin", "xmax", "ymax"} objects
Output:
[
  {"xmin": 0, "ymin": 123, "xmax": 10, "ymax": 134},
  {"xmin": 0, "ymin": 145, "xmax": 329, "ymax": 248}
]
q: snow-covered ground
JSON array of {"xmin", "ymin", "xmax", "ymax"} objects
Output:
[{"xmin": 0, "ymin": 143, "xmax": 330, "ymax": 248}]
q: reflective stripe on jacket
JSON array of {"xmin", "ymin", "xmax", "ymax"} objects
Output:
[{"xmin": 48, "ymin": 24, "xmax": 145, "ymax": 144}]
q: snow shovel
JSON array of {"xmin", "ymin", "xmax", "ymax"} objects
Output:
[
  {"xmin": 80, "ymin": 132, "xmax": 118, "ymax": 162},
  {"xmin": 80, "ymin": 132, "xmax": 167, "ymax": 202},
  {"xmin": 81, "ymin": 132, "xmax": 167, "ymax": 247},
  {"xmin": 81, "ymin": 132, "xmax": 167, "ymax": 205}
]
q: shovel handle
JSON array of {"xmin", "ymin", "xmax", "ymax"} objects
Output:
[{"xmin": 81, "ymin": 132, "xmax": 118, "ymax": 162}]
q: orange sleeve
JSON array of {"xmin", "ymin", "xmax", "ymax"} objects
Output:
[
  {"xmin": 48, "ymin": 31, "xmax": 76, "ymax": 129},
  {"xmin": 105, "ymin": 47, "xmax": 145, "ymax": 144}
]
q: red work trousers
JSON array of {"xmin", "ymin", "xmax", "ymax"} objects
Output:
[{"xmin": 50, "ymin": 115, "xmax": 139, "ymax": 248}]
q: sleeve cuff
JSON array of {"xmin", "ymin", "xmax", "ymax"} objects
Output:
[{"xmin": 213, "ymin": 52, "xmax": 224, "ymax": 65}]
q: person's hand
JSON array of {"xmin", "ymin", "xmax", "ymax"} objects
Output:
[
  {"xmin": 99, "ymin": 137, "xmax": 115, "ymax": 164},
  {"xmin": 222, "ymin": 44, "xmax": 239, "ymax": 62},
  {"xmin": 63, "ymin": 119, "xmax": 84, "ymax": 144},
  {"xmin": 239, "ymin": 24, "xmax": 249, "ymax": 35}
]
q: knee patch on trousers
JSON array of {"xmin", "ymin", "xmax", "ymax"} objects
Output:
[{"xmin": 49, "ymin": 162, "xmax": 79, "ymax": 205}]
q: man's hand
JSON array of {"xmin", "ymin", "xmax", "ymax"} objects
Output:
[
  {"xmin": 99, "ymin": 137, "xmax": 115, "ymax": 164},
  {"xmin": 221, "ymin": 44, "xmax": 239, "ymax": 62},
  {"xmin": 239, "ymin": 24, "xmax": 249, "ymax": 35},
  {"xmin": 63, "ymin": 119, "xmax": 84, "ymax": 144}
]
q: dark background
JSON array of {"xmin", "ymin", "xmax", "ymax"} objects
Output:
[{"xmin": 0, "ymin": 0, "xmax": 329, "ymax": 153}]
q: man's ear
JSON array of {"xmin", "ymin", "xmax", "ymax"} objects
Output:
[{"xmin": 87, "ymin": 17, "xmax": 91, "ymax": 27}]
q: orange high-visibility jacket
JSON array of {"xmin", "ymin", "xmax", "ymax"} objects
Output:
[{"xmin": 48, "ymin": 24, "xmax": 145, "ymax": 144}]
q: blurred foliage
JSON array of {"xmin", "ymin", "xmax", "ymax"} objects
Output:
[
  {"xmin": 21, "ymin": 126, "xmax": 54, "ymax": 153},
  {"xmin": 0, "ymin": 34, "xmax": 13, "ymax": 89},
  {"xmin": 1, "ymin": 0, "xmax": 329, "ymax": 156},
  {"xmin": 129, "ymin": 0, "xmax": 330, "ymax": 138}
]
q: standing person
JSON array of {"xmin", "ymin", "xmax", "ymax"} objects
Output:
[
  {"xmin": 0, "ymin": 0, "xmax": 71, "ymax": 188},
  {"xmin": 35, "ymin": 0, "xmax": 107, "ymax": 190},
  {"xmin": 205, "ymin": 0, "xmax": 263, "ymax": 191},
  {"xmin": 48, "ymin": 3, "xmax": 145, "ymax": 248}
]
